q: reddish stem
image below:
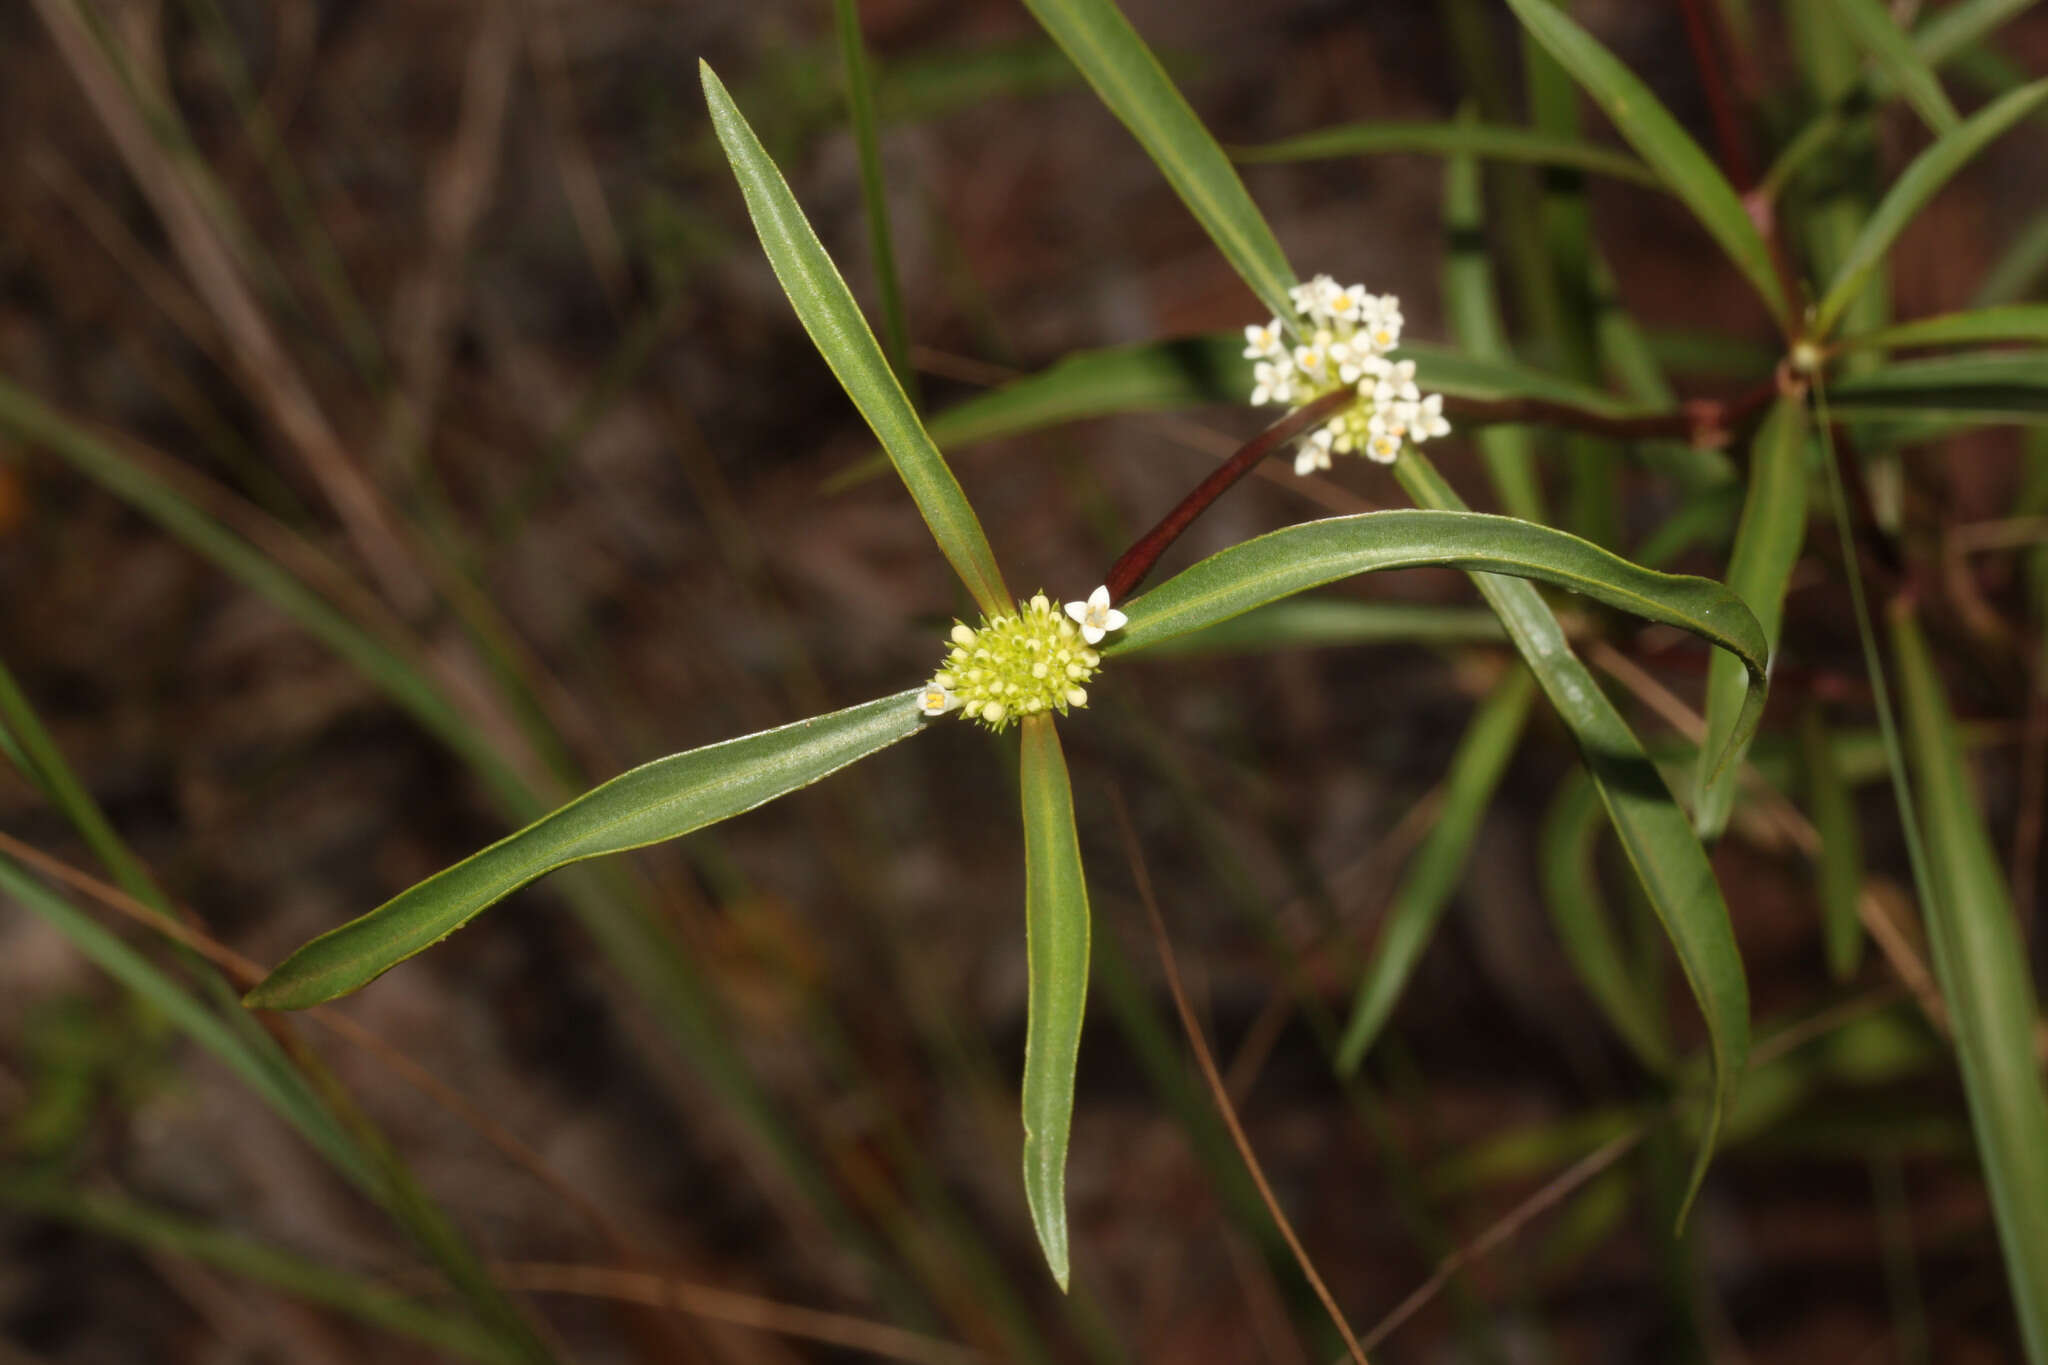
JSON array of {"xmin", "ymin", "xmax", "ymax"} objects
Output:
[{"xmin": 1105, "ymin": 389, "xmax": 1350, "ymax": 602}]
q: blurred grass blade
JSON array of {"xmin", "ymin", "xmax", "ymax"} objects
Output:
[
  {"xmin": 701, "ymin": 61, "xmax": 1009, "ymax": 615},
  {"xmin": 1839, "ymin": 305, "xmax": 2048, "ymax": 351},
  {"xmin": 1392, "ymin": 455, "xmax": 1748, "ymax": 1220},
  {"xmin": 833, "ymin": 0, "xmax": 917, "ymax": 401},
  {"xmin": 1017, "ymin": 715, "xmax": 1092, "ymax": 1291},
  {"xmin": 248, "ymin": 690, "xmax": 927, "ymax": 1010},
  {"xmin": 1827, "ymin": 0, "xmax": 1961, "ymax": 133},
  {"xmin": 1502, "ymin": 0, "xmax": 1790, "ymax": 328},
  {"xmin": 1539, "ymin": 772, "xmax": 1674, "ymax": 1071},
  {"xmin": 1891, "ymin": 605, "xmax": 2048, "ymax": 1361},
  {"xmin": 1913, "ymin": 0, "xmax": 2040, "ymax": 66},
  {"xmin": 1813, "ymin": 78, "xmax": 2048, "ymax": 336},
  {"xmin": 1335, "ymin": 668, "xmax": 1536, "ymax": 1071},
  {"xmin": 1132, "ymin": 598, "xmax": 1506, "ymax": 657},
  {"xmin": 1443, "ymin": 113, "xmax": 1545, "ymax": 523},
  {"xmin": 0, "ymin": 853, "xmax": 369, "ymax": 1188},
  {"xmin": 1695, "ymin": 394, "xmax": 1809, "ymax": 837},
  {"xmin": 1826, "ymin": 349, "xmax": 2048, "ymax": 423},
  {"xmin": 1232, "ymin": 120, "xmax": 1663, "ymax": 187},
  {"xmin": 1975, "ymin": 210, "xmax": 2048, "ymax": 306},
  {"xmin": 1799, "ymin": 708, "xmax": 1866, "ymax": 982},
  {"xmin": 1111, "ymin": 508, "xmax": 1769, "ymax": 780},
  {"xmin": 1016, "ymin": 0, "xmax": 1297, "ymax": 324},
  {"xmin": 0, "ymin": 1177, "xmax": 516, "ymax": 1364}
]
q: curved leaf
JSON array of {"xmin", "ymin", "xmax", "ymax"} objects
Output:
[
  {"xmin": 1814, "ymin": 78, "xmax": 2048, "ymax": 337},
  {"xmin": 248, "ymin": 691, "xmax": 928, "ymax": 1010},
  {"xmin": 1016, "ymin": 0, "xmax": 1297, "ymax": 323},
  {"xmin": 1018, "ymin": 714, "xmax": 1092, "ymax": 1291},
  {"xmin": 1336, "ymin": 668, "xmax": 1537, "ymax": 1072},
  {"xmin": 701, "ymin": 62, "xmax": 1010, "ymax": 615},
  {"xmin": 1893, "ymin": 605, "xmax": 2048, "ymax": 1360},
  {"xmin": 1502, "ymin": 0, "xmax": 1790, "ymax": 328},
  {"xmin": 1827, "ymin": 349, "xmax": 2048, "ymax": 423},
  {"xmin": 1695, "ymin": 394, "xmax": 1810, "ymax": 838},
  {"xmin": 1539, "ymin": 771, "xmax": 1673, "ymax": 1072},
  {"xmin": 1132, "ymin": 598, "xmax": 1506, "ymax": 657},
  {"xmin": 1110, "ymin": 508, "xmax": 1769, "ymax": 779},
  {"xmin": 1232, "ymin": 119, "xmax": 1664, "ymax": 187},
  {"xmin": 1389, "ymin": 457, "xmax": 1748, "ymax": 1220},
  {"xmin": 1827, "ymin": 0, "xmax": 1960, "ymax": 134},
  {"xmin": 1840, "ymin": 304, "xmax": 2048, "ymax": 351}
]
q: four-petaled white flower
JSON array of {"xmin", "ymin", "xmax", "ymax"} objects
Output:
[
  {"xmin": 1294, "ymin": 426, "xmax": 1335, "ymax": 476},
  {"xmin": 1403, "ymin": 392, "xmax": 1450, "ymax": 443},
  {"xmin": 1250, "ymin": 360, "xmax": 1294, "ymax": 406},
  {"xmin": 918, "ymin": 683, "xmax": 959, "ymax": 715},
  {"xmin": 1064, "ymin": 585, "xmax": 1129, "ymax": 645},
  {"xmin": 1243, "ymin": 320, "xmax": 1285, "ymax": 360},
  {"xmin": 1372, "ymin": 358, "xmax": 1419, "ymax": 407}
]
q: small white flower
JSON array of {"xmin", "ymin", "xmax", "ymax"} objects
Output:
[
  {"xmin": 1293, "ymin": 426, "xmax": 1335, "ymax": 476},
  {"xmin": 1405, "ymin": 392, "xmax": 1450, "ymax": 443},
  {"xmin": 1250, "ymin": 359, "xmax": 1295, "ymax": 406},
  {"xmin": 1064, "ymin": 585, "xmax": 1129, "ymax": 645},
  {"xmin": 1373, "ymin": 358, "xmax": 1419, "ymax": 406},
  {"xmin": 1292, "ymin": 332, "xmax": 1333, "ymax": 379},
  {"xmin": 1327, "ymin": 283, "xmax": 1369, "ymax": 324},
  {"xmin": 1242, "ymin": 319, "xmax": 1286, "ymax": 360},
  {"xmin": 918, "ymin": 683, "xmax": 959, "ymax": 715},
  {"xmin": 1364, "ymin": 408, "xmax": 1405, "ymax": 464},
  {"xmin": 1288, "ymin": 273, "xmax": 1338, "ymax": 319}
]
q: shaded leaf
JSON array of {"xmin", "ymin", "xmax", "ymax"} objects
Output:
[{"xmin": 1233, "ymin": 119, "xmax": 1664, "ymax": 187}]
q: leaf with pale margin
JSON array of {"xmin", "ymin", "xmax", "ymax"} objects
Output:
[{"xmin": 701, "ymin": 62, "xmax": 1010, "ymax": 615}]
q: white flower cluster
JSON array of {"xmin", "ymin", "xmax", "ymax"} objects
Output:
[{"xmin": 1244, "ymin": 274, "xmax": 1450, "ymax": 473}]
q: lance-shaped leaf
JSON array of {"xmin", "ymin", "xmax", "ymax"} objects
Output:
[
  {"xmin": 1390, "ymin": 456, "xmax": 1749, "ymax": 1218},
  {"xmin": 1502, "ymin": 0, "xmax": 1790, "ymax": 328},
  {"xmin": 1892, "ymin": 605, "xmax": 2048, "ymax": 1360},
  {"xmin": 1839, "ymin": 304, "xmax": 2048, "ymax": 351},
  {"xmin": 1826, "ymin": 350, "xmax": 2048, "ymax": 424},
  {"xmin": 1827, "ymin": 0, "xmax": 1960, "ymax": 134},
  {"xmin": 1695, "ymin": 394, "xmax": 1810, "ymax": 838},
  {"xmin": 1813, "ymin": 77, "xmax": 2048, "ymax": 337},
  {"xmin": 1016, "ymin": 0, "xmax": 1297, "ymax": 324},
  {"xmin": 1336, "ymin": 667, "xmax": 1537, "ymax": 1072},
  {"xmin": 701, "ymin": 62, "xmax": 1010, "ymax": 616},
  {"xmin": 1018, "ymin": 714, "xmax": 1092, "ymax": 1290},
  {"xmin": 247, "ymin": 692, "xmax": 928, "ymax": 1009},
  {"xmin": 1232, "ymin": 119, "xmax": 1664, "ymax": 188},
  {"xmin": 1110, "ymin": 508, "xmax": 1768, "ymax": 781}
]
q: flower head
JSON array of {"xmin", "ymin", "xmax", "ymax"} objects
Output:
[
  {"xmin": 1243, "ymin": 274, "xmax": 1447, "ymax": 476},
  {"xmin": 925, "ymin": 593, "xmax": 1104, "ymax": 732}
]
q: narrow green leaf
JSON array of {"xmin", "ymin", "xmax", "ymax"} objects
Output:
[
  {"xmin": 1016, "ymin": 0, "xmax": 1296, "ymax": 324},
  {"xmin": 1695, "ymin": 394, "xmax": 1810, "ymax": 837},
  {"xmin": 1539, "ymin": 772, "xmax": 1674, "ymax": 1072},
  {"xmin": 248, "ymin": 691, "xmax": 927, "ymax": 1010},
  {"xmin": 1891, "ymin": 605, "xmax": 2048, "ymax": 1361},
  {"xmin": 1826, "ymin": 349, "xmax": 2048, "ymax": 423},
  {"xmin": 0, "ymin": 1177, "xmax": 517, "ymax": 1364},
  {"xmin": 1336, "ymin": 668, "xmax": 1536, "ymax": 1071},
  {"xmin": 1814, "ymin": 78, "xmax": 2048, "ymax": 336},
  {"xmin": 1444, "ymin": 113, "xmax": 1546, "ymax": 523},
  {"xmin": 1827, "ymin": 0, "xmax": 1961, "ymax": 133},
  {"xmin": 1839, "ymin": 304, "xmax": 2048, "ymax": 351},
  {"xmin": 1018, "ymin": 714, "xmax": 1091, "ymax": 1291},
  {"xmin": 1501, "ymin": 0, "xmax": 1790, "ymax": 327},
  {"xmin": 1913, "ymin": 0, "xmax": 2040, "ymax": 67},
  {"xmin": 701, "ymin": 62, "xmax": 1009, "ymax": 615},
  {"xmin": 1111, "ymin": 508, "xmax": 1769, "ymax": 780},
  {"xmin": 833, "ymin": 0, "xmax": 917, "ymax": 402},
  {"xmin": 1391, "ymin": 456, "xmax": 1749, "ymax": 1220},
  {"xmin": 1131, "ymin": 598, "xmax": 1506, "ymax": 657},
  {"xmin": 1232, "ymin": 120, "xmax": 1664, "ymax": 187},
  {"xmin": 1799, "ymin": 708, "xmax": 1866, "ymax": 982},
  {"xmin": 1975, "ymin": 210, "xmax": 2048, "ymax": 306}
]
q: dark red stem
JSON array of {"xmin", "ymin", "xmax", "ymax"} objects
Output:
[{"xmin": 1104, "ymin": 389, "xmax": 1351, "ymax": 603}]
